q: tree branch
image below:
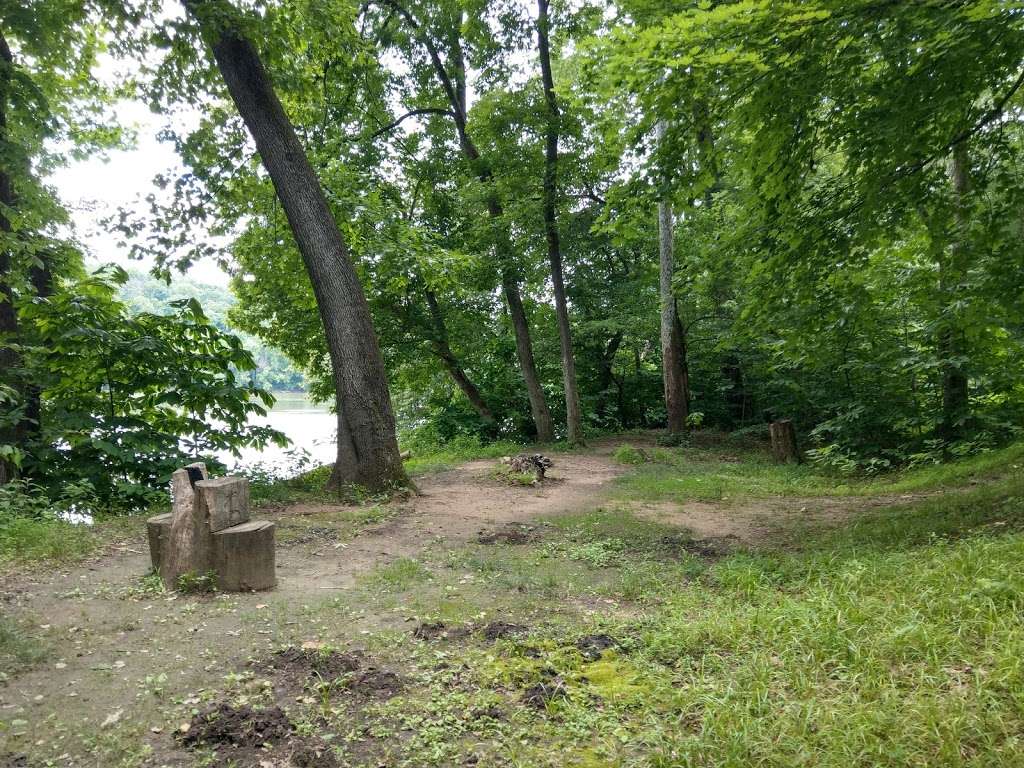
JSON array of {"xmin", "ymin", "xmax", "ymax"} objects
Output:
[{"xmin": 366, "ymin": 107, "xmax": 455, "ymax": 139}]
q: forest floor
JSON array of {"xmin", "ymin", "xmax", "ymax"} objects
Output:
[{"xmin": 1, "ymin": 433, "xmax": 1023, "ymax": 768}]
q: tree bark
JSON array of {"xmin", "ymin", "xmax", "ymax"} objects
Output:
[
  {"xmin": 185, "ymin": 0, "xmax": 406, "ymax": 490},
  {"xmin": 595, "ymin": 331, "xmax": 624, "ymax": 421},
  {"xmin": 383, "ymin": 1, "xmax": 553, "ymax": 442},
  {"xmin": 938, "ymin": 140, "xmax": 971, "ymax": 442},
  {"xmin": 656, "ymin": 122, "xmax": 688, "ymax": 434},
  {"xmin": 769, "ymin": 420, "xmax": 800, "ymax": 464},
  {"xmin": 424, "ymin": 289, "xmax": 497, "ymax": 428},
  {"xmin": 0, "ymin": 30, "xmax": 19, "ymax": 485},
  {"xmin": 536, "ymin": 0, "xmax": 583, "ymax": 445}
]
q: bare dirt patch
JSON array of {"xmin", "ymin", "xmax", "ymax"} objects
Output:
[
  {"xmin": 631, "ymin": 489, "xmax": 956, "ymax": 548},
  {"xmin": 0, "ymin": 444, "xmax": 626, "ymax": 766},
  {"xmin": 179, "ymin": 702, "xmax": 338, "ymax": 768}
]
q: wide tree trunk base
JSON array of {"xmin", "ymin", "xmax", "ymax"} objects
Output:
[{"xmin": 769, "ymin": 420, "xmax": 801, "ymax": 464}]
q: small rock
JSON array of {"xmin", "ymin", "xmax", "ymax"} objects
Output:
[{"xmin": 101, "ymin": 709, "xmax": 123, "ymax": 728}]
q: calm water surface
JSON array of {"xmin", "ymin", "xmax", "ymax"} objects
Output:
[{"xmin": 222, "ymin": 392, "xmax": 337, "ymax": 473}]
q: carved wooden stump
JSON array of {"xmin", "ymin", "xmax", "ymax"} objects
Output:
[
  {"xmin": 769, "ymin": 420, "xmax": 801, "ymax": 464},
  {"xmin": 150, "ymin": 468, "xmax": 276, "ymax": 592},
  {"xmin": 146, "ymin": 513, "xmax": 172, "ymax": 572},
  {"xmin": 212, "ymin": 520, "xmax": 276, "ymax": 591},
  {"xmin": 195, "ymin": 477, "xmax": 250, "ymax": 532},
  {"xmin": 160, "ymin": 463, "xmax": 211, "ymax": 589}
]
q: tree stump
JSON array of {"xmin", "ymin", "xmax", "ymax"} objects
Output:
[
  {"xmin": 212, "ymin": 520, "xmax": 276, "ymax": 591},
  {"xmin": 146, "ymin": 513, "xmax": 172, "ymax": 572},
  {"xmin": 195, "ymin": 477, "xmax": 250, "ymax": 532},
  {"xmin": 769, "ymin": 420, "xmax": 801, "ymax": 464},
  {"xmin": 160, "ymin": 463, "xmax": 212, "ymax": 589}
]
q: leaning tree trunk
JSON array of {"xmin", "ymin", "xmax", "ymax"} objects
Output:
[
  {"xmin": 424, "ymin": 289, "xmax": 497, "ymax": 429},
  {"xmin": 656, "ymin": 122, "xmax": 688, "ymax": 434},
  {"xmin": 184, "ymin": 0, "xmax": 406, "ymax": 491},
  {"xmin": 938, "ymin": 140, "xmax": 971, "ymax": 442},
  {"xmin": 536, "ymin": 0, "xmax": 583, "ymax": 445},
  {"xmin": 0, "ymin": 30, "xmax": 19, "ymax": 485},
  {"xmin": 491, "ymin": 218, "xmax": 554, "ymax": 442}
]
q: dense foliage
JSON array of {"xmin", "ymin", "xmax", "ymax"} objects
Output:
[
  {"xmin": 4, "ymin": 0, "xmax": 1024, "ymax": 507},
  {"xmin": 0, "ymin": 2, "xmax": 285, "ymax": 512},
  {"xmin": 119, "ymin": 269, "xmax": 307, "ymax": 392}
]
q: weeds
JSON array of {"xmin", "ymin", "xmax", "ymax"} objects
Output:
[
  {"xmin": 365, "ymin": 557, "xmax": 431, "ymax": 591},
  {"xmin": 175, "ymin": 570, "xmax": 218, "ymax": 595}
]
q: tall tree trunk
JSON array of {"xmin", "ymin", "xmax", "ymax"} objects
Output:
[
  {"xmin": 424, "ymin": 289, "xmax": 497, "ymax": 429},
  {"xmin": 536, "ymin": 0, "xmax": 583, "ymax": 445},
  {"xmin": 185, "ymin": 0, "xmax": 406, "ymax": 490},
  {"xmin": 384, "ymin": 1, "xmax": 553, "ymax": 441},
  {"xmin": 595, "ymin": 331, "xmax": 624, "ymax": 421},
  {"xmin": 491, "ymin": 208, "xmax": 554, "ymax": 441},
  {"xmin": 938, "ymin": 140, "xmax": 971, "ymax": 441},
  {"xmin": 672, "ymin": 308, "xmax": 691, "ymax": 410},
  {"xmin": 0, "ymin": 30, "xmax": 19, "ymax": 485},
  {"xmin": 656, "ymin": 122, "xmax": 688, "ymax": 434}
]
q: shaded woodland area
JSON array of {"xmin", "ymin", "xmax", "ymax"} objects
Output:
[
  {"xmin": 5, "ymin": 4, "xmax": 1024, "ymax": 767},
  {"xmin": 2, "ymin": 0, "xmax": 1024, "ymax": 504}
]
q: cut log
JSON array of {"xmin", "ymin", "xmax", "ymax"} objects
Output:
[
  {"xmin": 212, "ymin": 520, "xmax": 276, "ymax": 592},
  {"xmin": 146, "ymin": 513, "xmax": 172, "ymax": 572},
  {"xmin": 160, "ymin": 466, "xmax": 214, "ymax": 589},
  {"xmin": 769, "ymin": 420, "xmax": 801, "ymax": 464},
  {"xmin": 195, "ymin": 476, "xmax": 250, "ymax": 532}
]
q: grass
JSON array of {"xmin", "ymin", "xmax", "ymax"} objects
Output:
[
  {"xmin": 614, "ymin": 434, "xmax": 1024, "ymax": 503},
  {"xmin": 402, "ymin": 438, "xmax": 531, "ymax": 475},
  {"xmin": 0, "ymin": 516, "xmax": 99, "ymax": 565},
  {"xmin": 364, "ymin": 557, "xmax": 432, "ymax": 591},
  {"xmin": 292, "ymin": 448, "xmax": 1024, "ymax": 767},
  {"xmin": 0, "ymin": 614, "xmax": 46, "ymax": 676}
]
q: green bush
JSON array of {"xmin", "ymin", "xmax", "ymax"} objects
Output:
[{"xmin": 613, "ymin": 445, "xmax": 648, "ymax": 465}]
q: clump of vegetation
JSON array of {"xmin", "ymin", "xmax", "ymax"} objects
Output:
[
  {"xmin": 175, "ymin": 570, "xmax": 218, "ymax": 595},
  {"xmin": 0, "ymin": 615, "xmax": 46, "ymax": 675},
  {"xmin": 491, "ymin": 464, "xmax": 539, "ymax": 486},
  {"xmin": 655, "ymin": 432, "xmax": 690, "ymax": 448},
  {"xmin": 365, "ymin": 557, "xmax": 431, "ymax": 591},
  {"xmin": 612, "ymin": 445, "xmax": 649, "ymax": 465}
]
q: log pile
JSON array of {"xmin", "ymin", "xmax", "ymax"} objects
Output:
[
  {"xmin": 147, "ymin": 463, "xmax": 276, "ymax": 592},
  {"xmin": 501, "ymin": 453, "xmax": 554, "ymax": 481}
]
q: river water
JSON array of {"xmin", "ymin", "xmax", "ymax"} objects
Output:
[{"xmin": 221, "ymin": 392, "xmax": 337, "ymax": 475}]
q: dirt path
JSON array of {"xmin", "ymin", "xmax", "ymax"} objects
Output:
[
  {"xmin": 276, "ymin": 447, "xmax": 625, "ymax": 594},
  {"xmin": 0, "ymin": 446, "xmax": 625, "ymax": 766}
]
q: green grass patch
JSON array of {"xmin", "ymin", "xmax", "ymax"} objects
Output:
[
  {"xmin": 402, "ymin": 438, "xmax": 530, "ymax": 475},
  {"xmin": 0, "ymin": 516, "xmax": 98, "ymax": 565},
  {"xmin": 364, "ymin": 557, "xmax": 432, "ymax": 591},
  {"xmin": 292, "ymin": 449, "xmax": 1024, "ymax": 767},
  {"xmin": 615, "ymin": 434, "xmax": 1024, "ymax": 503},
  {"xmin": 0, "ymin": 615, "xmax": 46, "ymax": 676}
]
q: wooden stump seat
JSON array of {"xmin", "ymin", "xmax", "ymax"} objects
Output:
[{"xmin": 148, "ymin": 467, "xmax": 275, "ymax": 592}]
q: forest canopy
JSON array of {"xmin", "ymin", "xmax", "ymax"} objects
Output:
[{"xmin": 2, "ymin": 0, "xmax": 1024, "ymax": 507}]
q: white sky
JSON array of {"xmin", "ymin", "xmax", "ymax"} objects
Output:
[{"xmin": 48, "ymin": 44, "xmax": 232, "ymax": 288}]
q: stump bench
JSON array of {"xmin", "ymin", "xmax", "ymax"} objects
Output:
[{"xmin": 147, "ymin": 463, "xmax": 276, "ymax": 592}]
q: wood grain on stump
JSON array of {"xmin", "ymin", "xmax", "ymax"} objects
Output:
[
  {"xmin": 769, "ymin": 420, "xmax": 801, "ymax": 464},
  {"xmin": 195, "ymin": 476, "xmax": 250, "ymax": 532},
  {"xmin": 160, "ymin": 463, "xmax": 212, "ymax": 589},
  {"xmin": 212, "ymin": 520, "xmax": 276, "ymax": 592},
  {"xmin": 146, "ymin": 513, "xmax": 172, "ymax": 572}
]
